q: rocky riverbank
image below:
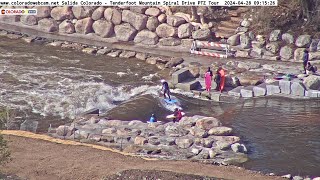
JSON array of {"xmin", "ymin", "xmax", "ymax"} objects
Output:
[
  {"xmin": 1, "ymin": 6, "xmax": 320, "ymax": 61},
  {"xmin": 49, "ymin": 114, "xmax": 249, "ymax": 166},
  {"xmin": 1, "ymin": 28, "xmax": 320, "ymax": 103}
]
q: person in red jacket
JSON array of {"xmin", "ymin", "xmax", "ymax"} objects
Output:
[{"xmin": 173, "ymin": 108, "xmax": 183, "ymax": 123}]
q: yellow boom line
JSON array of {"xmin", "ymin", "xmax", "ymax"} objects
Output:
[{"xmin": 1, "ymin": 130, "xmax": 158, "ymax": 161}]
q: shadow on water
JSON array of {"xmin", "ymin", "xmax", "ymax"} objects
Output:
[
  {"xmin": 156, "ymin": 95, "xmax": 320, "ymax": 176},
  {"xmin": 214, "ymin": 97, "xmax": 320, "ymax": 176}
]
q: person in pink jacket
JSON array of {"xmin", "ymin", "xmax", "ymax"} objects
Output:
[{"xmin": 204, "ymin": 69, "xmax": 212, "ymax": 92}]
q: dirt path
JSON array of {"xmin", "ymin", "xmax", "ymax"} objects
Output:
[{"xmin": 0, "ymin": 133, "xmax": 283, "ymax": 180}]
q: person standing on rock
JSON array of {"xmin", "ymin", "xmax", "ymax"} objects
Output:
[
  {"xmin": 205, "ymin": 70, "xmax": 212, "ymax": 92},
  {"xmin": 214, "ymin": 69, "xmax": 221, "ymax": 91},
  {"xmin": 161, "ymin": 79, "xmax": 171, "ymax": 101},
  {"xmin": 218, "ymin": 67, "xmax": 226, "ymax": 92},
  {"xmin": 207, "ymin": 67, "xmax": 213, "ymax": 77},
  {"xmin": 303, "ymin": 49, "xmax": 309, "ymax": 74}
]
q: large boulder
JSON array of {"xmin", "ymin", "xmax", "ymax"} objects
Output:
[
  {"xmin": 282, "ymin": 33, "xmax": 294, "ymax": 44},
  {"xmin": 104, "ymin": 8, "xmax": 122, "ymax": 25},
  {"xmin": 75, "ymin": 17, "xmax": 93, "ymax": 34},
  {"xmin": 135, "ymin": 53, "xmax": 148, "ymax": 60},
  {"xmin": 38, "ymin": 18, "xmax": 58, "ymax": 32},
  {"xmin": 50, "ymin": 7, "xmax": 73, "ymax": 21},
  {"xmin": 189, "ymin": 128, "xmax": 208, "ymax": 138},
  {"xmin": 231, "ymin": 143, "xmax": 248, "ymax": 153},
  {"xmin": 134, "ymin": 136, "xmax": 148, "ymax": 145},
  {"xmin": 56, "ymin": 125, "xmax": 70, "ymax": 136},
  {"xmin": 266, "ymin": 42, "xmax": 280, "ymax": 54},
  {"xmin": 280, "ymin": 46, "xmax": 293, "ymax": 60},
  {"xmin": 158, "ymin": 14, "xmax": 167, "ymax": 23},
  {"xmin": 195, "ymin": 117, "xmax": 221, "ymax": 130},
  {"xmin": 178, "ymin": 23, "xmax": 193, "ymax": 39},
  {"xmin": 192, "ymin": 29, "xmax": 211, "ymax": 40},
  {"xmin": 295, "ymin": 35, "xmax": 312, "ymax": 48},
  {"xmin": 134, "ymin": 30, "xmax": 159, "ymax": 45},
  {"xmin": 59, "ymin": 20, "xmax": 75, "ymax": 34},
  {"xmin": 145, "ymin": 7, "xmax": 161, "ymax": 17},
  {"xmin": 72, "ymin": 7, "xmax": 95, "ymax": 19},
  {"xmin": 102, "ymin": 127, "xmax": 116, "ymax": 134},
  {"xmin": 156, "ymin": 23, "xmax": 177, "ymax": 38},
  {"xmin": 20, "ymin": 15, "xmax": 37, "ymax": 25},
  {"xmin": 309, "ymin": 39, "xmax": 320, "ymax": 52},
  {"xmin": 92, "ymin": 20, "xmax": 114, "ymax": 38},
  {"xmin": 130, "ymin": 7, "xmax": 148, "ymax": 14},
  {"xmin": 208, "ymin": 127, "xmax": 233, "ymax": 136},
  {"xmin": 159, "ymin": 37, "xmax": 181, "ymax": 46},
  {"xmin": 114, "ymin": 23, "xmax": 137, "ymax": 41},
  {"xmin": 167, "ymin": 15, "xmax": 186, "ymax": 27},
  {"xmin": 35, "ymin": 6, "xmax": 51, "ymax": 18},
  {"xmin": 240, "ymin": 34, "xmax": 251, "ymax": 49},
  {"xmin": 175, "ymin": 138, "xmax": 193, "ymax": 148},
  {"xmin": 269, "ymin": 29, "xmax": 281, "ymax": 42},
  {"xmin": 227, "ymin": 34, "xmax": 240, "ymax": 46},
  {"xmin": 303, "ymin": 75, "xmax": 320, "ymax": 90},
  {"xmin": 91, "ymin": 7, "xmax": 105, "ymax": 20},
  {"xmin": 235, "ymin": 50, "xmax": 250, "ymax": 58},
  {"xmin": 165, "ymin": 57, "xmax": 184, "ymax": 68},
  {"xmin": 0, "ymin": 15, "xmax": 20, "ymax": 22},
  {"xmin": 310, "ymin": 52, "xmax": 320, "ymax": 60},
  {"xmin": 291, "ymin": 82, "xmax": 306, "ymax": 96},
  {"xmin": 146, "ymin": 17, "xmax": 159, "ymax": 31},
  {"xmin": 122, "ymin": 10, "xmax": 148, "ymax": 31},
  {"xmin": 294, "ymin": 48, "xmax": 306, "ymax": 62}
]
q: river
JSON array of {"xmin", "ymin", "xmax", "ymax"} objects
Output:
[{"xmin": 0, "ymin": 37, "xmax": 319, "ymax": 176}]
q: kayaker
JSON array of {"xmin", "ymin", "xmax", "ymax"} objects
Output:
[
  {"xmin": 173, "ymin": 108, "xmax": 183, "ymax": 123},
  {"xmin": 149, "ymin": 114, "xmax": 157, "ymax": 123}
]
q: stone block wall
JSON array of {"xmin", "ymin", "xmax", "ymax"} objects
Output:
[
  {"xmin": 0, "ymin": 6, "xmax": 214, "ymax": 48},
  {"xmin": 230, "ymin": 19, "xmax": 320, "ymax": 61}
]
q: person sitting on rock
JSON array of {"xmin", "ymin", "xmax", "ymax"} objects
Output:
[
  {"xmin": 161, "ymin": 79, "xmax": 171, "ymax": 101},
  {"xmin": 173, "ymin": 108, "xmax": 183, "ymax": 123},
  {"xmin": 306, "ymin": 62, "xmax": 317, "ymax": 74},
  {"xmin": 149, "ymin": 114, "xmax": 157, "ymax": 123}
]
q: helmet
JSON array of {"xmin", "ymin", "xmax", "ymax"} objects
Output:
[{"xmin": 160, "ymin": 79, "xmax": 165, "ymax": 83}]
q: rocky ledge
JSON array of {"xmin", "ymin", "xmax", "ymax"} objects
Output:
[{"xmin": 49, "ymin": 115, "xmax": 248, "ymax": 166}]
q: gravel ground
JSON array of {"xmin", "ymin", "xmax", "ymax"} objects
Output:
[{"xmin": 0, "ymin": 135, "xmax": 283, "ymax": 180}]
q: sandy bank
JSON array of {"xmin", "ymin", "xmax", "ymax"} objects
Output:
[{"xmin": 0, "ymin": 131, "xmax": 282, "ymax": 180}]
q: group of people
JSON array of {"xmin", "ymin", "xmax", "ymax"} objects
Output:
[
  {"xmin": 303, "ymin": 49, "xmax": 318, "ymax": 75},
  {"xmin": 149, "ymin": 67, "xmax": 226, "ymax": 123},
  {"xmin": 205, "ymin": 67, "xmax": 225, "ymax": 93},
  {"xmin": 149, "ymin": 108, "xmax": 183, "ymax": 123}
]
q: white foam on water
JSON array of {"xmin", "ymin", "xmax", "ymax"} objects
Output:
[
  {"xmin": 0, "ymin": 49, "xmax": 189, "ymax": 119},
  {"xmin": 142, "ymin": 73, "xmax": 159, "ymax": 81},
  {"xmin": 116, "ymin": 72, "xmax": 127, "ymax": 77}
]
